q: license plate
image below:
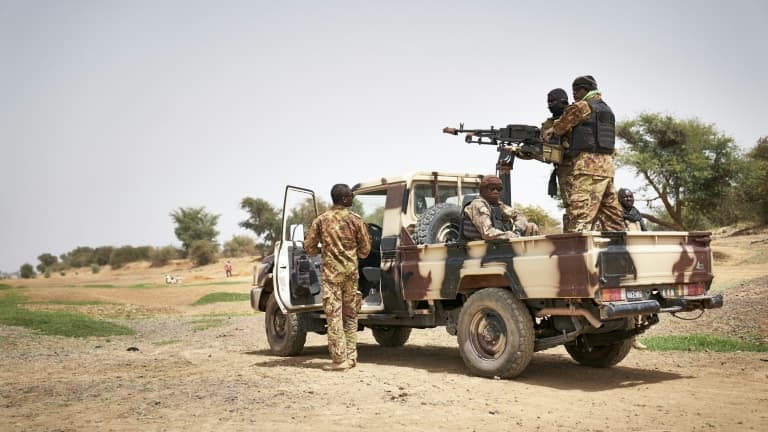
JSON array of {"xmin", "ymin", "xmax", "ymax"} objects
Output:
[{"xmin": 625, "ymin": 289, "xmax": 644, "ymax": 301}]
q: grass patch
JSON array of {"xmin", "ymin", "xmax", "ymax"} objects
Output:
[
  {"xmin": 81, "ymin": 284, "xmax": 116, "ymax": 288},
  {"xmin": 642, "ymin": 334, "xmax": 768, "ymax": 352},
  {"xmin": 739, "ymin": 250, "xmax": 768, "ymax": 265},
  {"xmin": 28, "ymin": 300, "xmax": 111, "ymax": 306},
  {"xmin": 190, "ymin": 318, "xmax": 226, "ymax": 331},
  {"xmin": 152, "ymin": 339, "xmax": 183, "ymax": 346},
  {"xmin": 192, "ymin": 292, "xmax": 250, "ymax": 306},
  {"xmin": 0, "ymin": 291, "xmax": 134, "ymax": 338},
  {"xmin": 0, "ymin": 283, "xmax": 13, "ymax": 290}
]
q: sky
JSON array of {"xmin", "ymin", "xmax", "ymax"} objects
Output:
[{"xmin": 1, "ymin": 0, "xmax": 766, "ymax": 273}]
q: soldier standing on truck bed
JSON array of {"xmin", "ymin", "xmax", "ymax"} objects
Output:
[
  {"xmin": 541, "ymin": 88, "xmax": 571, "ymax": 228},
  {"xmin": 543, "ymin": 75, "xmax": 624, "ymax": 232},
  {"xmin": 463, "ymin": 174, "xmax": 539, "ymax": 239},
  {"xmin": 304, "ymin": 183, "xmax": 371, "ymax": 371}
]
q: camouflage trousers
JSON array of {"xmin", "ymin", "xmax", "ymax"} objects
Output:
[
  {"xmin": 322, "ymin": 273, "xmax": 361, "ymax": 364},
  {"xmin": 564, "ymin": 172, "xmax": 624, "ymax": 232}
]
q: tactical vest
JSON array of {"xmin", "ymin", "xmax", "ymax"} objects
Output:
[
  {"xmin": 569, "ymin": 99, "xmax": 615, "ymax": 156},
  {"xmin": 462, "ymin": 202, "xmax": 511, "ymax": 240}
]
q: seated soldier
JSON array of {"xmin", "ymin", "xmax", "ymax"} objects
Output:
[
  {"xmin": 618, "ymin": 188, "xmax": 647, "ymax": 231},
  {"xmin": 463, "ymin": 174, "xmax": 539, "ymax": 240}
]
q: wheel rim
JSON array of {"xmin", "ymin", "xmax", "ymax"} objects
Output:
[
  {"xmin": 468, "ymin": 308, "xmax": 507, "ymax": 360},
  {"xmin": 437, "ymin": 223, "xmax": 460, "ymax": 242},
  {"xmin": 270, "ymin": 309, "xmax": 287, "ymax": 340}
]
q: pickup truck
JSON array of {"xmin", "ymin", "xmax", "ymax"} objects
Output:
[{"xmin": 250, "ymin": 171, "xmax": 723, "ymax": 379}]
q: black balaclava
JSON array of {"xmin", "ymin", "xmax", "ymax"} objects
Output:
[{"xmin": 547, "ymin": 88, "xmax": 569, "ymax": 118}]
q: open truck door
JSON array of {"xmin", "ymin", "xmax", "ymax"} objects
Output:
[{"xmin": 273, "ymin": 186, "xmax": 325, "ymax": 313}]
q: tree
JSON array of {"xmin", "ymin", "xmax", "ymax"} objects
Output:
[
  {"xmin": 188, "ymin": 240, "xmax": 219, "ymax": 266},
  {"xmin": 222, "ymin": 235, "xmax": 257, "ymax": 258},
  {"xmin": 60, "ymin": 246, "xmax": 95, "ymax": 268},
  {"xmin": 170, "ymin": 207, "xmax": 220, "ymax": 253},
  {"xmin": 616, "ymin": 113, "xmax": 741, "ymax": 230},
  {"xmin": 20, "ymin": 263, "xmax": 36, "ymax": 279},
  {"xmin": 738, "ymin": 136, "xmax": 768, "ymax": 224},
  {"xmin": 514, "ymin": 203, "xmax": 561, "ymax": 235},
  {"xmin": 36, "ymin": 253, "xmax": 59, "ymax": 274},
  {"xmin": 239, "ymin": 198, "xmax": 281, "ymax": 248}
]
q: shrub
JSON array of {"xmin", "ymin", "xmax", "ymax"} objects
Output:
[
  {"xmin": 189, "ymin": 240, "xmax": 219, "ymax": 266},
  {"xmin": 222, "ymin": 235, "xmax": 257, "ymax": 258},
  {"xmin": 109, "ymin": 246, "xmax": 144, "ymax": 269},
  {"xmin": 92, "ymin": 247, "xmax": 114, "ymax": 266},
  {"xmin": 91, "ymin": 264, "xmax": 101, "ymax": 274},
  {"xmin": 150, "ymin": 246, "xmax": 182, "ymax": 267},
  {"xmin": 20, "ymin": 263, "xmax": 36, "ymax": 279}
]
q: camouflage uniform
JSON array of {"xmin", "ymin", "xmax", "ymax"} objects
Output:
[
  {"xmin": 463, "ymin": 197, "xmax": 538, "ymax": 239},
  {"xmin": 552, "ymin": 93, "xmax": 623, "ymax": 232},
  {"xmin": 542, "ymin": 117, "xmax": 572, "ymax": 228},
  {"xmin": 305, "ymin": 205, "xmax": 371, "ymax": 365}
]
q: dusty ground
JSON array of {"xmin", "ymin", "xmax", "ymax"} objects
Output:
[{"xmin": 1, "ymin": 233, "xmax": 767, "ymax": 432}]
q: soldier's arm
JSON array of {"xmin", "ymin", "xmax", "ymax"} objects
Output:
[
  {"xmin": 552, "ymin": 101, "xmax": 591, "ymax": 136},
  {"xmin": 356, "ymin": 220, "xmax": 371, "ymax": 259},
  {"xmin": 304, "ymin": 219, "xmax": 321, "ymax": 256}
]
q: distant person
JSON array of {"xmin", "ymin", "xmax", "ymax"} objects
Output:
[
  {"xmin": 542, "ymin": 75, "xmax": 623, "ymax": 232},
  {"xmin": 224, "ymin": 260, "xmax": 233, "ymax": 278},
  {"xmin": 305, "ymin": 183, "xmax": 371, "ymax": 371},
  {"xmin": 618, "ymin": 188, "xmax": 647, "ymax": 231},
  {"xmin": 463, "ymin": 174, "xmax": 539, "ymax": 240}
]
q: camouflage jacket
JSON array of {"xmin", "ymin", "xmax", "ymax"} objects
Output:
[
  {"xmin": 305, "ymin": 205, "xmax": 371, "ymax": 282},
  {"xmin": 551, "ymin": 95, "xmax": 615, "ymax": 177},
  {"xmin": 463, "ymin": 197, "xmax": 525, "ymax": 240}
]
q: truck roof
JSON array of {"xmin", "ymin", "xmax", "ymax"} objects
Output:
[{"xmin": 353, "ymin": 171, "xmax": 484, "ymax": 191}]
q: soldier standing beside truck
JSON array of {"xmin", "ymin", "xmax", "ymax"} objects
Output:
[
  {"xmin": 543, "ymin": 75, "xmax": 624, "ymax": 232},
  {"xmin": 304, "ymin": 184, "xmax": 371, "ymax": 371}
]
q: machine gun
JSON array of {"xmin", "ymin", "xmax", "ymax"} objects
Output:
[{"xmin": 442, "ymin": 124, "xmax": 564, "ymax": 205}]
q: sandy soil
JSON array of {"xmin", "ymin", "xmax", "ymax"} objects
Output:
[{"xmin": 1, "ymin": 234, "xmax": 767, "ymax": 432}]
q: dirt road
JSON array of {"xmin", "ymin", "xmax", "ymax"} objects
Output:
[
  {"xmin": 2, "ymin": 299, "xmax": 767, "ymax": 431},
  {"xmin": 2, "ymin": 231, "xmax": 767, "ymax": 431}
]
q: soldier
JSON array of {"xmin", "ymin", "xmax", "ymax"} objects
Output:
[
  {"xmin": 463, "ymin": 174, "xmax": 539, "ymax": 240},
  {"xmin": 543, "ymin": 75, "xmax": 624, "ymax": 232},
  {"xmin": 618, "ymin": 188, "xmax": 647, "ymax": 231},
  {"xmin": 542, "ymin": 88, "xmax": 571, "ymax": 228},
  {"xmin": 305, "ymin": 183, "xmax": 371, "ymax": 371}
]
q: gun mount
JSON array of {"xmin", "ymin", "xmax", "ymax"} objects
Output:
[{"xmin": 443, "ymin": 123, "xmax": 564, "ymax": 205}]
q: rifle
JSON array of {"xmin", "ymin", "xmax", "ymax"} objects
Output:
[{"xmin": 442, "ymin": 124, "xmax": 564, "ymax": 205}]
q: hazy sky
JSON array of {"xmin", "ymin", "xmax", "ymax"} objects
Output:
[{"xmin": 1, "ymin": 0, "xmax": 766, "ymax": 272}]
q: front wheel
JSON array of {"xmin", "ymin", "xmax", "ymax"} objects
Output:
[
  {"xmin": 457, "ymin": 288, "xmax": 534, "ymax": 379},
  {"xmin": 565, "ymin": 338, "xmax": 633, "ymax": 368},
  {"xmin": 372, "ymin": 326, "xmax": 412, "ymax": 347},
  {"xmin": 264, "ymin": 293, "xmax": 307, "ymax": 356}
]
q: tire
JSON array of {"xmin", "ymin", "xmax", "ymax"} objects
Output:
[
  {"xmin": 371, "ymin": 326, "xmax": 412, "ymax": 347},
  {"xmin": 457, "ymin": 288, "xmax": 534, "ymax": 379},
  {"xmin": 414, "ymin": 203, "xmax": 462, "ymax": 244},
  {"xmin": 565, "ymin": 338, "xmax": 633, "ymax": 368},
  {"xmin": 264, "ymin": 294, "xmax": 307, "ymax": 356}
]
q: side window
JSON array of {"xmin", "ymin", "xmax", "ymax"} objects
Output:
[
  {"xmin": 413, "ymin": 183, "xmax": 435, "ymax": 216},
  {"xmin": 352, "ymin": 189, "xmax": 387, "ymax": 227}
]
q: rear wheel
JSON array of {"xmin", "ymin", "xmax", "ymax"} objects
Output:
[
  {"xmin": 457, "ymin": 288, "xmax": 534, "ymax": 379},
  {"xmin": 264, "ymin": 294, "xmax": 307, "ymax": 356},
  {"xmin": 372, "ymin": 326, "xmax": 412, "ymax": 347},
  {"xmin": 565, "ymin": 338, "xmax": 633, "ymax": 368}
]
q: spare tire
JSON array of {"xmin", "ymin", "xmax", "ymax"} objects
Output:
[{"xmin": 414, "ymin": 203, "xmax": 462, "ymax": 244}]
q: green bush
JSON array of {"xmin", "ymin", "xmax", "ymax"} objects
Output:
[
  {"xmin": 20, "ymin": 263, "xmax": 36, "ymax": 279},
  {"xmin": 92, "ymin": 246, "xmax": 114, "ymax": 266},
  {"xmin": 109, "ymin": 246, "xmax": 144, "ymax": 269},
  {"xmin": 222, "ymin": 235, "xmax": 257, "ymax": 258},
  {"xmin": 150, "ymin": 245, "xmax": 182, "ymax": 267},
  {"xmin": 90, "ymin": 264, "xmax": 101, "ymax": 274},
  {"xmin": 189, "ymin": 240, "xmax": 219, "ymax": 266}
]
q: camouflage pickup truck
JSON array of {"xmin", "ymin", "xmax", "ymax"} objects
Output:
[{"xmin": 250, "ymin": 171, "xmax": 723, "ymax": 379}]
